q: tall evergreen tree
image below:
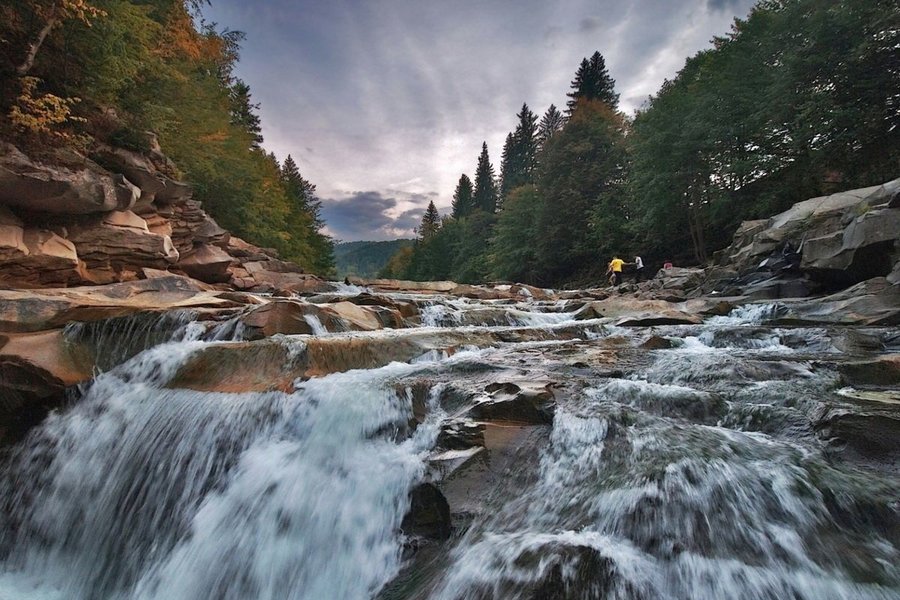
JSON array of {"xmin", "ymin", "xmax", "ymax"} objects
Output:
[
  {"xmin": 566, "ymin": 51, "xmax": 619, "ymax": 113},
  {"xmin": 418, "ymin": 200, "xmax": 441, "ymax": 240},
  {"xmin": 230, "ymin": 80, "xmax": 263, "ymax": 148},
  {"xmin": 501, "ymin": 103, "xmax": 539, "ymax": 199},
  {"xmin": 537, "ymin": 104, "xmax": 565, "ymax": 150},
  {"xmin": 451, "ymin": 173, "xmax": 475, "ymax": 218},
  {"xmin": 499, "ymin": 132, "xmax": 516, "ymax": 200},
  {"xmin": 472, "ymin": 142, "xmax": 499, "ymax": 213}
]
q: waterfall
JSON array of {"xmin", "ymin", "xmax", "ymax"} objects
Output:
[{"xmin": 0, "ymin": 337, "xmax": 445, "ymax": 600}]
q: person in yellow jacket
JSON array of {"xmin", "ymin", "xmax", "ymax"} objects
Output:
[{"xmin": 606, "ymin": 256, "xmax": 624, "ymax": 286}]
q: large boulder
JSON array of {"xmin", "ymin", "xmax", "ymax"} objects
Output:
[
  {"xmin": 774, "ymin": 278, "xmax": 900, "ymax": 326},
  {"xmin": 176, "ymin": 243, "xmax": 233, "ymax": 283},
  {"xmin": 0, "ymin": 143, "xmax": 138, "ymax": 214},
  {"xmin": 802, "ymin": 205, "xmax": 900, "ymax": 284},
  {"xmin": 719, "ymin": 178, "xmax": 900, "ymax": 288}
]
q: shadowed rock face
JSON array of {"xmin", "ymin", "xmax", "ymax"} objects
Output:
[
  {"xmin": 713, "ymin": 178, "xmax": 900, "ymax": 292},
  {"xmin": 0, "ymin": 143, "xmax": 139, "ymax": 214}
]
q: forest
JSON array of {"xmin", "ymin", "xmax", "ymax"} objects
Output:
[
  {"xmin": 0, "ymin": 0, "xmax": 335, "ymax": 275},
  {"xmin": 385, "ymin": 0, "xmax": 899, "ymax": 287}
]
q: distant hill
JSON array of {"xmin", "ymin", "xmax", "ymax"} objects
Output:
[{"xmin": 334, "ymin": 240, "xmax": 415, "ymax": 278}]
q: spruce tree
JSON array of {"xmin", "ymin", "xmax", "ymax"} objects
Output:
[
  {"xmin": 419, "ymin": 201, "xmax": 441, "ymax": 240},
  {"xmin": 451, "ymin": 174, "xmax": 475, "ymax": 218},
  {"xmin": 538, "ymin": 104, "xmax": 565, "ymax": 150},
  {"xmin": 472, "ymin": 142, "xmax": 499, "ymax": 213},
  {"xmin": 566, "ymin": 51, "xmax": 619, "ymax": 114},
  {"xmin": 499, "ymin": 132, "xmax": 516, "ymax": 200},
  {"xmin": 500, "ymin": 104, "xmax": 539, "ymax": 199},
  {"xmin": 230, "ymin": 80, "xmax": 264, "ymax": 148}
]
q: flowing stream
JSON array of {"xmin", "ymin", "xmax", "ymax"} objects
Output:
[{"xmin": 0, "ymin": 293, "xmax": 898, "ymax": 599}]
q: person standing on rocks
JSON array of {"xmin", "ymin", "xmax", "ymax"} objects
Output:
[
  {"xmin": 633, "ymin": 256, "xmax": 645, "ymax": 282},
  {"xmin": 607, "ymin": 256, "xmax": 624, "ymax": 286}
]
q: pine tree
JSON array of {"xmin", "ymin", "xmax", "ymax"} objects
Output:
[
  {"xmin": 499, "ymin": 132, "xmax": 516, "ymax": 200},
  {"xmin": 500, "ymin": 104, "xmax": 539, "ymax": 200},
  {"xmin": 451, "ymin": 174, "xmax": 475, "ymax": 218},
  {"xmin": 230, "ymin": 80, "xmax": 263, "ymax": 148},
  {"xmin": 538, "ymin": 104, "xmax": 565, "ymax": 150},
  {"xmin": 419, "ymin": 201, "xmax": 441, "ymax": 240},
  {"xmin": 566, "ymin": 51, "xmax": 619, "ymax": 114},
  {"xmin": 472, "ymin": 142, "xmax": 499, "ymax": 213}
]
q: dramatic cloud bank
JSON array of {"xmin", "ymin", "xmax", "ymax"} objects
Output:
[{"xmin": 204, "ymin": 0, "xmax": 757, "ymax": 240}]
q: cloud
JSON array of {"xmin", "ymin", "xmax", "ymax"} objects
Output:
[
  {"xmin": 320, "ymin": 190, "xmax": 442, "ymax": 241},
  {"xmin": 579, "ymin": 17, "xmax": 603, "ymax": 33},
  {"xmin": 204, "ymin": 0, "xmax": 759, "ymax": 241},
  {"xmin": 707, "ymin": 0, "xmax": 746, "ymax": 11}
]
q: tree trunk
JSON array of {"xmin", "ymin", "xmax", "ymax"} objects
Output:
[{"xmin": 16, "ymin": 14, "xmax": 60, "ymax": 76}]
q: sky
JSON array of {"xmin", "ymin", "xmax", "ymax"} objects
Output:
[{"xmin": 203, "ymin": 0, "xmax": 758, "ymax": 242}]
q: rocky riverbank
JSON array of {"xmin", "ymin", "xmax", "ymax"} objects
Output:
[{"xmin": 0, "ymin": 144, "xmax": 898, "ymax": 598}]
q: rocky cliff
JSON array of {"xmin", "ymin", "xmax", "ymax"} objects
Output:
[{"xmin": 0, "ymin": 140, "xmax": 331, "ymax": 294}]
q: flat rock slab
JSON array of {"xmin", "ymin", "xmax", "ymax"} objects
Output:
[{"xmin": 0, "ymin": 275, "xmax": 239, "ymax": 332}]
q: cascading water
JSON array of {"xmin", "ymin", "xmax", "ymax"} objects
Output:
[
  {"xmin": 0, "ymin": 333, "xmax": 447, "ymax": 600},
  {"xmin": 1, "ymin": 296, "xmax": 898, "ymax": 600}
]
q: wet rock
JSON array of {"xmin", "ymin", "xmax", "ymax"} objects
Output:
[
  {"xmin": 816, "ymin": 408, "xmax": 900, "ymax": 465},
  {"xmin": 0, "ymin": 330, "xmax": 94, "ymax": 397},
  {"xmin": 401, "ymin": 483, "xmax": 451, "ymax": 541},
  {"xmin": 509, "ymin": 283, "xmax": 553, "ymax": 300},
  {"xmin": 470, "ymin": 381, "xmax": 556, "ymax": 424},
  {"xmin": 616, "ymin": 312, "xmax": 701, "ymax": 327},
  {"xmin": 239, "ymin": 259, "xmax": 334, "ymax": 294},
  {"xmin": 338, "ymin": 293, "xmax": 418, "ymax": 318},
  {"xmin": 239, "ymin": 301, "xmax": 317, "ymax": 338},
  {"xmin": 436, "ymin": 419, "xmax": 486, "ymax": 450},
  {"xmin": 324, "ymin": 301, "xmax": 395, "ymax": 331},
  {"xmin": 0, "ymin": 143, "xmax": 138, "ymax": 214},
  {"xmin": 774, "ymin": 278, "xmax": 900, "ymax": 326},
  {"xmin": 839, "ymin": 354, "xmax": 900, "ymax": 387},
  {"xmin": 641, "ymin": 335, "xmax": 674, "ymax": 350}
]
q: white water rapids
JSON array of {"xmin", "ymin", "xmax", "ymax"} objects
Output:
[{"xmin": 0, "ymin": 297, "xmax": 897, "ymax": 599}]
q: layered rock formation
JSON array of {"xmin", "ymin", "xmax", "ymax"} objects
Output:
[{"xmin": 0, "ymin": 141, "xmax": 330, "ymax": 294}]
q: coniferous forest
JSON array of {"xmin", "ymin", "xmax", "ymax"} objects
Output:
[
  {"xmin": 0, "ymin": 0, "xmax": 335, "ymax": 275},
  {"xmin": 387, "ymin": 0, "xmax": 899, "ymax": 287}
]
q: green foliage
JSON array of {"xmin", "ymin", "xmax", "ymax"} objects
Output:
[
  {"xmin": 629, "ymin": 0, "xmax": 900, "ymax": 263},
  {"xmin": 535, "ymin": 99, "xmax": 629, "ymax": 284},
  {"xmin": 490, "ymin": 184, "xmax": 541, "ymax": 282}
]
